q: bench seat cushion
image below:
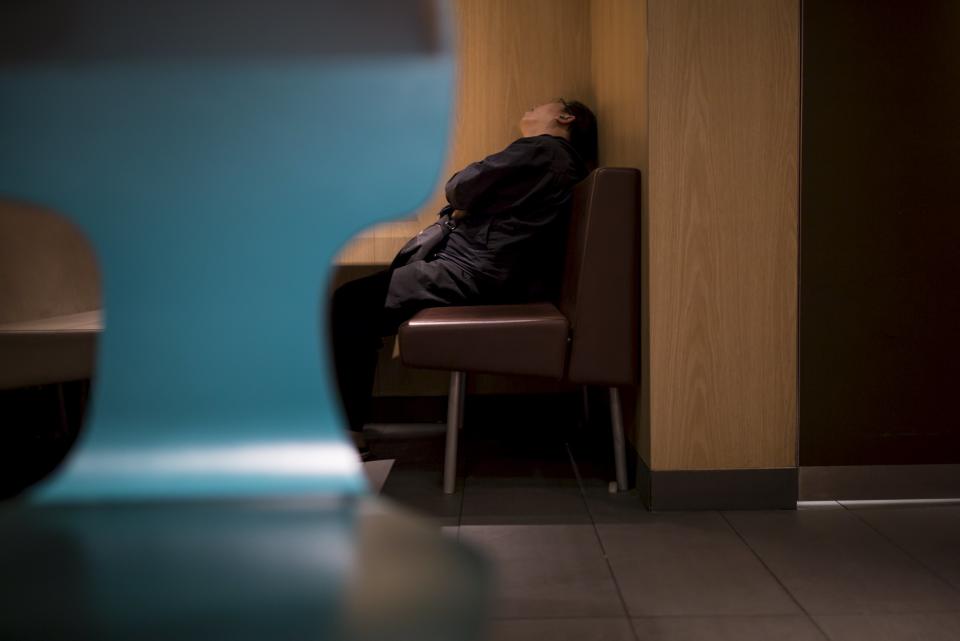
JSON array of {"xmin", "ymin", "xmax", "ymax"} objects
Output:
[{"xmin": 398, "ymin": 303, "xmax": 569, "ymax": 378}]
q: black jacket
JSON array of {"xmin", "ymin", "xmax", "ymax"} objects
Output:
[{"xmin": 435, "ymin": 134, "xmax": 588, "ymax": 300}]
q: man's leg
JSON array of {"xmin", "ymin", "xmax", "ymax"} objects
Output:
[
  {"xmin": 328, "ymin": 260, "xmax": 483, "ymax": 437},
  {"xmin": 383, "ymin": 259, "xmax": 485, "ymax": 323},
  {"xmin": 328, "ymin": 269, "xmax": 392, "ymax": 433}
]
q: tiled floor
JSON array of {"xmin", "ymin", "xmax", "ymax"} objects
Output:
[{"xmin": 369, "ymin": 418, "xmax": 960, "ymax": 641}]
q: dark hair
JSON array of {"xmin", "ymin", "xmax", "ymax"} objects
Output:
[{"xmin": 559, "ymin": 98, "xmax": 599, "ymax": 171}]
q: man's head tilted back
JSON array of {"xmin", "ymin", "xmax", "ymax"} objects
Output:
[{"xmin": 519, "ymin": 98, "xmax": 598, "ymax": 170}]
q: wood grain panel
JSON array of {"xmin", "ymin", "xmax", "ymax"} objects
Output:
[
  {"xmin": 590, "ymin": 0, "xmax": 648, "ymax": 170},
  {"xmin": 647, "ymin": 0, "xmax": 799, "ymax": 469}
]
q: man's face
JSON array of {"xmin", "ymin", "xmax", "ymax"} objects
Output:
[{"xmin": 519, "ymin": 101, "xmax": 570, "ymax": 136}]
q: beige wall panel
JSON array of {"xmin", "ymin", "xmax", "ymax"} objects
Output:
[
  {"xmin": 590, "ymin": 0, "xmax": 648, "ymax": 170},
  {"xmin": 590, "ymin": 0, "xmax": 650, "ymax": 462},
  {"xmin": 648, "ymin": 0, "xmax": 799, "ymax": 469}
]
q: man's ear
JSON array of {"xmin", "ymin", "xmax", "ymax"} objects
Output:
[{"xmin": 557, "ymin": 112, "xmax": 576, "ymax": 125}]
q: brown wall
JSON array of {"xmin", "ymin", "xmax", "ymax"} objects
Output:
[
  {"xmin": 645, "ymin": 0, "xmax": 800, "ymax": 470},
  {"xmin": 800, "ymin": 0, "xmax": 960, "ymax": 465},
  {"xmin": 591, "ymin": 0, "xmax": 648, "ymax": 172}
]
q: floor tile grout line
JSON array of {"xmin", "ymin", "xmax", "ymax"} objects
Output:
[
  {"xmin": 717, "ymin": 511, "xmax": 834, "ymax": 641},
  {"xmin": 565, "ymin": 441, "xmax": 641, "ymax": 641},
  {"xmin": 838, "ymin": 501, "xmax": 960, "ymax": 600}
]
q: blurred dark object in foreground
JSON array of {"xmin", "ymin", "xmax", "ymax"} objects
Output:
[
  {"xmin": 0, "ymin": 497, "xmax": 490, "ymax": 641},
  {"xmin": 0, "ymin": 380, "xmax": 87, "ymax": 499},
  {"xmin": 0, "ymin": 0, "xmax": 442, "ymax": 63}
]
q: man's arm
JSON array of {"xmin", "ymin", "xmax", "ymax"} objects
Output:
[{"xmin": 444, "ymin": 138, "xmax": 552, "ymax": 215}]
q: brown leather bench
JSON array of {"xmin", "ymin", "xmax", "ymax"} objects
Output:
[{"xmin": 399, "ymin": 167, "xmax": 641, "ymax": 493}]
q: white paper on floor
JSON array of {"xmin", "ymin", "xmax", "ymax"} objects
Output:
[{"xmin": 362, "ymin": 459, "xmax": 395, "ymax": 494}]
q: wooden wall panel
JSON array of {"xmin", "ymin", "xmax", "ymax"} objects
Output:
[
  {"xmin": 800, "ymin": 0, "xmax": 960, "ymax": 465},
  {"xmin": 590, "ymin": 0, "xmax": 648, "ymax": 170},
  {"xmin": 647, "ymin": 0, "xmax": 799, "ymax": 469}
]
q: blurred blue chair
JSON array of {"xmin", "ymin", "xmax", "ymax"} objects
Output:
[
  {"xmin": 0, "ymin": 2, "xmax": 488, "ymax": 639},
  {"xmin": 0, "ymin": 0, "xmax": 451, "ymax": 501}
]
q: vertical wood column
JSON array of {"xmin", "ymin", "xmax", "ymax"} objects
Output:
[{"xmin": 643, "ymin": 0, "xmax": 800, "ymax": 507}]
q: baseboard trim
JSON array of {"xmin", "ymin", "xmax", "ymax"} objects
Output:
[
  {"xmin": 638, "ymin": 460, "xmax": 798, "ymax": 511},
  {"xmin": 799, "ymin": 464, "xmax": 960, "ymax": 501}
]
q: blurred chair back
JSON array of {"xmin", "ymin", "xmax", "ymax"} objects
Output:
[{"xmin": 0, "ymin": 0, "xmax": 455, "ymax": 501}]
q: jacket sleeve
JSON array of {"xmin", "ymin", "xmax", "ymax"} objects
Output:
[{"xmin": 444, "ymin": 138, "xmax": 555, "ymax": 216}]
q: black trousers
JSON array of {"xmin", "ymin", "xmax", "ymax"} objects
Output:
[{"xmin": 328, "ymin": 259, "xmax": 485, "ymax": 432}]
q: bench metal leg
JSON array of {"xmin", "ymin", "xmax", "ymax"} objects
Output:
[
  {"xmin": 444, "ymin": 371, "xmax": 466, "ymax": 494},
  {"xmin": 609, "ymin": 386, "xmax": 628, "ymax": 492}
]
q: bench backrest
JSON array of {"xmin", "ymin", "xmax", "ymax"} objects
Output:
[{"xmin": 559, "ymin": 168, "xmax": 641, "ymax": 386}]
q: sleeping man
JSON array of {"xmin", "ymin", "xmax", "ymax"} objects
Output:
[{"xmin": 329, "ymin": 98, "xmax": 598, "ymax": 457}]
